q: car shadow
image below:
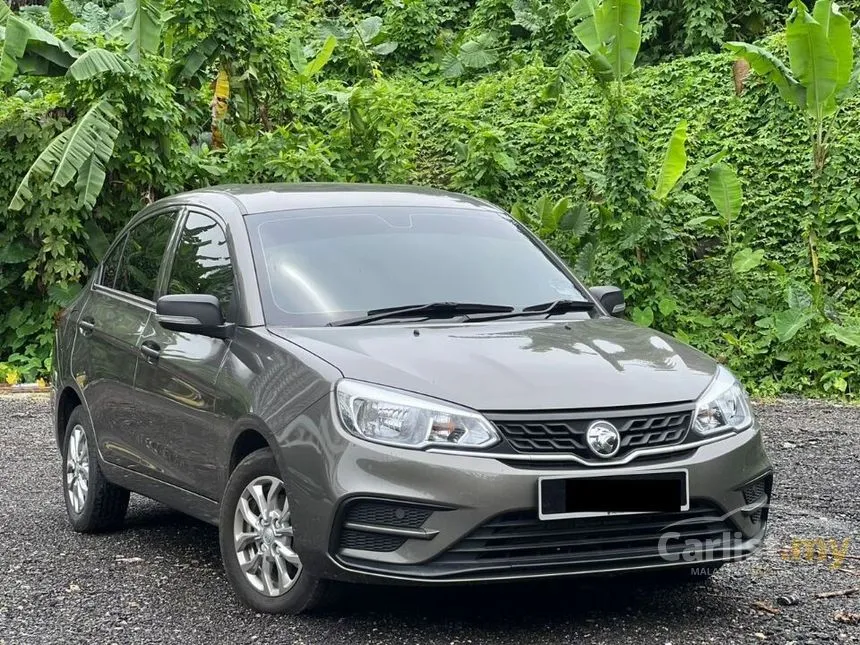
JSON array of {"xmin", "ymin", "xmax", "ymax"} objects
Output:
[{"xmin": 326, "ymin": 573, "xmax": 733, "ymax": 624}]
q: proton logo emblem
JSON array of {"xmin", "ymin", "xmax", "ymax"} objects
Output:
[{"xmin": 585, "ymin": 420, "xmax": 621, "ymax": 458}]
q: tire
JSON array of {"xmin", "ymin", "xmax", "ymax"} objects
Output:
[
  {"xmin": 62, "ymin": 406, "xmax": 130, "ymax": 532},
  {"xmin": 219, "ymin": 448, "xmax": 330, "ymax": 614}
]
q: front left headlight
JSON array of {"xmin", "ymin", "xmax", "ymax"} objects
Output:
[
  {"xmin": 335, "ymin": 379, "xmax": 500, "ymax": 450},
  {"xmin": 693, "ymin": 366, "xmax": 754, "ymax": 436}
]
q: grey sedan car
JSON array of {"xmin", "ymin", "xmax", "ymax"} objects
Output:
[{"xmin": 52, "ymin": 184, "xmax": 773, "ymax": 613}]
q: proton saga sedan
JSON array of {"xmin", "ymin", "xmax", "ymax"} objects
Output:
[{"xmin": 52, "ymin": 184, "xmax": 773, "ymax": 613}]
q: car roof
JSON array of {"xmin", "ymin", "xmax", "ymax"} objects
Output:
[{"xmin": 168, "ymin": 183, "xmax": 504, "ymax": 216}]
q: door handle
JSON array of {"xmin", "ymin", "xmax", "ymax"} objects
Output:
[
  {"xmin": 77, "ymin": 316, "xmax": 95, "ymax": 335},
  {"xmin": 140, "ymin": 340, "xmax": 162, "ymax": 362}
]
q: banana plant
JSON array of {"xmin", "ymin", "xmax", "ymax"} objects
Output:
[
  {"xmin": 726, "ymin": 0, "xmax": 858, "ymax": 285},
  {"xmin": 0, "ymin": 3, "xmax": 77, "ymax": 80},
  {"xmin": 2, "ymin": 0, "xmax": 167, "ymax": 211},
  {"xmin": 289, "ymin": 35, "xmax": 337, "ymax": 85},
  {"xmin": 568, "ymin": 0, "xmax": 642, "ymax": 85},
  {"xmin": 653, "ymin": 119, "xmax": 733, "ymax": 211},
  {"xmin": 653, "ymin": 120, "xmax": 753, "ymax": 272}
]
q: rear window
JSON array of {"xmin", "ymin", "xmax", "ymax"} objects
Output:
[
  {"xmin": 115, "ymin": 212, "xmax": 176, "ymax": 301},
  {"xmin": 246, "ymin": 207, "xmax": 587, "ymax": 326}
]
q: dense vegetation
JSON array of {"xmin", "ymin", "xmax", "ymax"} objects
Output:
[{"xmin": 2, "ymin": 0, "xmax": 860, "ymax": 398}]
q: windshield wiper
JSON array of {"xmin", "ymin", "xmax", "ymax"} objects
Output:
[
  {"xmin": 466, "ymin": 299, "xmax": 595, "ymax": 322},
  {"xmin": 523, "ymin": 299, "xmax": 595, "ymax": 316},
  {"xmin": 327, "ymin": 302, "xmax": 515, "ymax": 327}
]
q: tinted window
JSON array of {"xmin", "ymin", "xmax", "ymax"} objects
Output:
[
  {"xmin": 167, "ymin": 212, "xmax": 235, "ymax": 317},
  {"xmin": 99, "ymin": 235, "xmax": 126, "ymax": 288},
  {"xmin": 246, "ymin": 207, "xmax": 588, "ymax": 326},
  {"xmin": 115, "ymin": 212, "xmax": 176, "ymax": 300}
]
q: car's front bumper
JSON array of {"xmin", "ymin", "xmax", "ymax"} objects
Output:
[{"xmin": 277, "ymin": 398, "xmax": 773, "ymax": 585}]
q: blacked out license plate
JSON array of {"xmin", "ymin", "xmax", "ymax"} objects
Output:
[{"xmin": 538, "ymin": 470, "xmax": 690, "ymax": 520}]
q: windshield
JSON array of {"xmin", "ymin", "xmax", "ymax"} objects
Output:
[{"xmin": 246, "ymin": 206, "xmax": 589, "ymax": 326}]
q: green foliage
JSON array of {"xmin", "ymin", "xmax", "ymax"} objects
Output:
[
  {"xmin": 112, "ymin": 0, "xmax": 164, "ymax": 62},
  {"xmin": 569, "ymin": 0, "xmax": 642, "ymax": 83},
  {"xmin": 707, "ymin": 162, "xmax": 742, "ymax": 246},
  {"xmin": 641, "ymin": 0, "xmax": 784, "ymax": 59},
  {"xmin": 0, "ymin": 13, "xmax": 77, "ymax": 81},
  {"xmin": 2, "ymin": 0, "xmax": 860, "ymax": 399},
  {"xmin": 48, "ymin": 0, "xmax": 77, "ymax": 30},
  {"xmin": 654, "ymin": 119, "xmax": 687, "ymax": 200},
  {"xmin": 67, "ymin": 47, "xmax": 131, "ymax": 80},
  {"xmin": 289, "ymin": 35, "xmax": 336, "ymax": 83},
  {"xmin": 725, "ymin": 0, "xmax": 860, "ymax": 372},
  {"xmin": 451, "ymin": 125, "xmax": 516, "ymax": 199},
  {"xmin": 4, "ymin": 0, "xmax": 173, "ymax": 213},
  {"xmin": 11, "ymin": 100, "xmax": 120, "ymax": 210}
]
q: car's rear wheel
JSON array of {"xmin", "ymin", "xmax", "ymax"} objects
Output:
[
  {"xmin": 219, "ymin": 448, "xmax": 330, "ymax": 614},
  {"xmin": 62, "ymin": 406, "xmax": 130, "ymax": 532}
]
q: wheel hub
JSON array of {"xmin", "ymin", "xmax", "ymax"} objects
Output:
[
  {"xmin": 233, "ymin": 475, "xmax": 302, "ymax": 597},
  {"xmin": 65, "ymin": 424, "xmax": 89, "ymax": 514}
]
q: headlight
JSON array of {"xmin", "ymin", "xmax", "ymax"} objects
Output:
[
  {"xmin": 693, "ymin": 366, "xmax": 754, "ymax": 436},
  {"xmin": 335, "ymin": 379, "xmax": 500, "ymax": 450}
]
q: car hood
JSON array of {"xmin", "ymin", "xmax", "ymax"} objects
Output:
[{"xmin": 269, "ymin": 318, "xmax": 718, "ymax": 411}]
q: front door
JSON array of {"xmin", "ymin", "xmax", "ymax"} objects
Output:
[{"xmin": 133, "ymin": 210, "xmax": 236, "ymax": 499}]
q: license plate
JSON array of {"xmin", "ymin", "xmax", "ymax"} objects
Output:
[{"xmin": 538, "ymin": 470, "xmax": 690, "ymax": 520}]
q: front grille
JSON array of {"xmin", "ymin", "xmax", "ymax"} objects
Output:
[
  {"xmin": 434, "ymin": 503, "xmax": 738, "ymax": 570},
  {"xmin": 489, "ymin": 407, "xmax": 692, "ymax": 459},
  {"xmin": 345, "ymin": 500, "xmax": 433, "ymax": 529},
  {"xmin": 340, "ymin": 529, "xmax": 406, "ymax": 552}
]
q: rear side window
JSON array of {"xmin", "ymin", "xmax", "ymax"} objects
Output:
[
  {"xmin": 99, "ymin": 235, "xmax": 126, "ymax": 288},
  {"xmin": 115, "ymin": 212, "xmax": 176, "ymax": 301},
  {"xmin": 167, "ymin": 212, "xmax": 235, "ymax": 318}
]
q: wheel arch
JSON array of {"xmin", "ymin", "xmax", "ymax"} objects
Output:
[
  {"xmin": 55, "ymin": 385, "xmax": 84, "ymax": 450},
  {"xmin": 225, "ymin": 418, "xmax": 284, "ymax": 490}
]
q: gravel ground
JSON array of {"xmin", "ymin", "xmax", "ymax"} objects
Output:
[{"xmin": 0, "ymin": 395, "xmax": 858, "ymax": 645}]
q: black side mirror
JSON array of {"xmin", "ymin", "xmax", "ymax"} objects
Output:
[
  {"xmin": 589, "ymin": 286, "xmax": 625, "ymax": 317},
  {"xmin": 156, "ymin": 294, "xmax": 234, "ymax": 339}
]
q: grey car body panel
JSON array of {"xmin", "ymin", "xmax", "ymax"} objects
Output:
[
  {"xmin": 52, "ymin": 183, "xmax": 773, "ymax": 586},
  {"xmin": 214, "ymin": 326, "xmax": 340, "ymax": 493},
  {"xmin": 269, "ymin": 318, "xmax": 718, "ymax": 411},
  {"xmin": 70, "ymin": 288, "xmax": 152, "ymax": 467},
  {"xmin": 133, "ymin": 316, "xmax": 230, "ymax": 498}
]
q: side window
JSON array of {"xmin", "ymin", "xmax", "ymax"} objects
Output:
[
  {"xmin": 115, "ymin": 212, "xmax": 176, "ymax": 300},
  {"xmin": 99, "ymin": 235, "xmax": 126, "ymax": 288},
  {"xmin": 167, "ymin": 212, "xmax": 235, "ymax": 318}
]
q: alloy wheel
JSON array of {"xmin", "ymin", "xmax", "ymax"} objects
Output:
[
  {"xmin": 65, "ymin": 424, "xmax": 90, "ymax": 513},
  {"xmin": 233, "ymin": 475, "xmax": 302, "ymax": 597}
]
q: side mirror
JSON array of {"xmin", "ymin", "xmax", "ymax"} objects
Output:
[
  {"xmin": 589, "ymin": 286, "xmax": 626, "ymax": 317},
  {"xmin": 156, "ymin": 294, "xmax": 234, "ymax": 339}
]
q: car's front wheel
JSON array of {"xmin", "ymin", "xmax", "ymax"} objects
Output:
[
  {"xmin": 62, "ymin": 406, "xmax": 130, "ymax": 532},
  {"xmin": 219, "ymin": 448, "xmax": 330, "ymax": 614}
]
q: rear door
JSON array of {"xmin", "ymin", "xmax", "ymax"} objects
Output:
[
  {"xmin": 71, "ymin": 210, "xmax": 178, "ymax": 471},
  {"xmin": 133, "ymin": 209, "xmax": 237, "ymax": 499}
]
